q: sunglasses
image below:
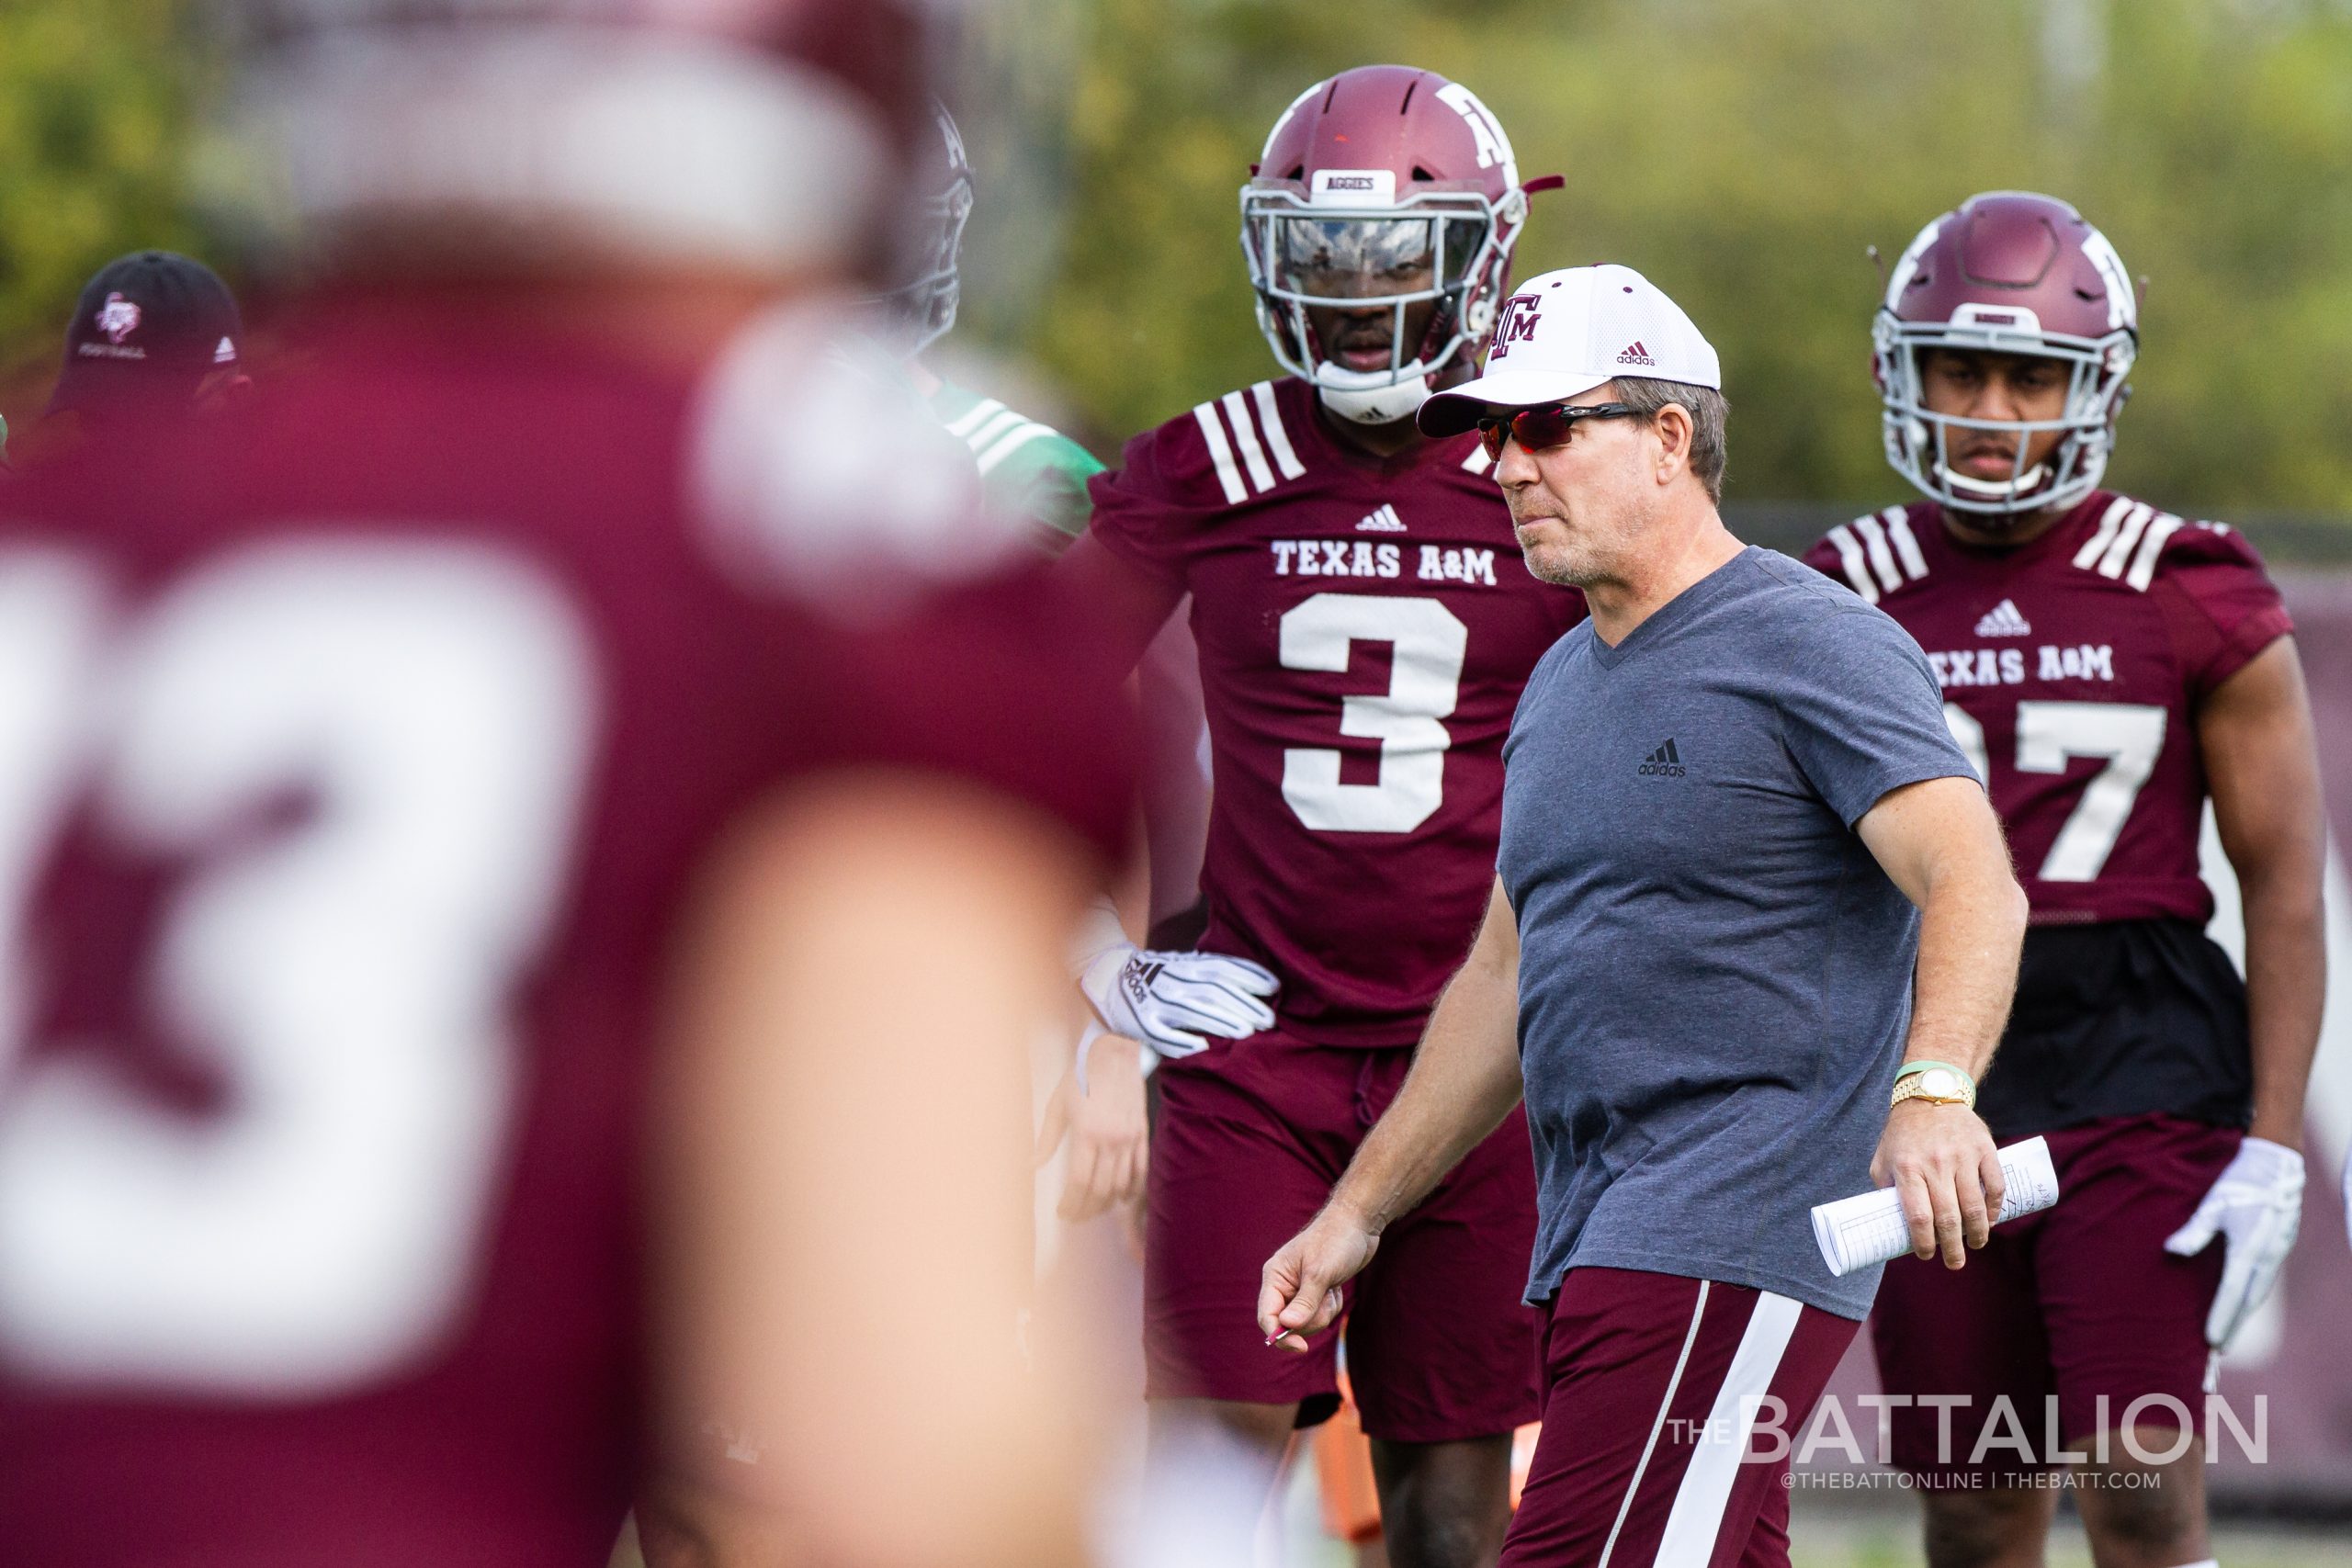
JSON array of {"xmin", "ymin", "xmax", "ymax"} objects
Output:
[{"xmin": 1476, "ymin": 401, "xmax": 1642, "ymax": 462}]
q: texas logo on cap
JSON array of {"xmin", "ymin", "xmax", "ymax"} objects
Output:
[
  {"xmin": 51, "ymin": 250, "xmax": 245, "ymax": 413},
  {"xmin": 95, "ymin": 292, "xmax": 143, "ymax": 345}
]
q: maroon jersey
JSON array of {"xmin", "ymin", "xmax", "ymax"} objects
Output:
[
  {"xmin": 0, "ymin": 295, "xmax": 1126, "ymax": 1567},
  {"xmin": 1802, "ymin": 491, "xmax": 2292, "ymax": 927},
  {"xmin": 1088, "ymin": 376, "xmax": 1584, "ymax": 1045}
]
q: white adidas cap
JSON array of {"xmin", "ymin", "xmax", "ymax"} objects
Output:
[{"xmin": 1419, "ymin": 264, "xmax": 1722, "ymax": 436}]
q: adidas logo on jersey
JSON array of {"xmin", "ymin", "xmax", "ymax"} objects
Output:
[
  {"xmin": 1973, "ymin": 600, "xmax": 2032, "ymax": 637},
  {"xmin": 1637, "ymin": 738, "xmax": 1686, "ymax": 778},
  {"xmin": 1356, "ymin": 505, "xmax": 1407, "ymax": 533},
  {"xmin": 1615, "ymin": 340, "xmax": 1656, "ymax": 367}
]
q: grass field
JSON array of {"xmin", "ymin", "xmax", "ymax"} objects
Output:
[
  {"xmin": 605, "ymin": 1451, "xmax": 2352, "ymax": 1565},
  {"xmin": 1780, "ymin": 1509, "xmax": 2348, "ymax": 1568},
  {"xmin": 1266, "ymin": 1461, "xmax": 2352, "ymax": 1567}
]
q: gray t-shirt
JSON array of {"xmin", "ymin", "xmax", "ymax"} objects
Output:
[{"xmin": 1498, "ymin": 547, "xmax": 1974, "ymax": 1319}]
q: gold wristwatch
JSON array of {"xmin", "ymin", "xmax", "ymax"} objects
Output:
[{"xmin": 1890, "ymin": 1061, "xmax": 1976, "ymax": 1111}]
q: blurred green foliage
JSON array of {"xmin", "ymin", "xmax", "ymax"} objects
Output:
[
  {"xmin": 964, "ymin": 0, "xmax": 2352, "ymax": 520},
  {"xmin": 0, "ymin": 0, "xmax": 201, "ymax": 390},
  {"xmin": 2, "ymin": 0, "xmax": 2346, "ymax": 525}
]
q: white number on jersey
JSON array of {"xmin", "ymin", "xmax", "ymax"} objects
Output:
[
  {"xmin": 1278, "ymin": 593, "xmax": 1466, "ymax": 834},
  {"xmin": 0, "ymin": 540, "xmax": 594, "ymax": 1395},
  {"xmin": 1944, "ymin": 699, "xmax": 2169, "ymax": 883}
]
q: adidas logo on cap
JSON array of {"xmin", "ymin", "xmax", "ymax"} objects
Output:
[
  {"xmin": 1615, "ymin": 340, "xmax": 1656, "ymax": 367},
  {"xmin": 1973, "ymin": 599, "xmax": 2032, "ymax": 637},
  {"xmin": 1636, "ymin": 738, "xmax": 1686, "ymax": 778}
]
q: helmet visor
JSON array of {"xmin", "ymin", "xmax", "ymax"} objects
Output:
[{"xmin": 1268, "ymin": 213, "xmax": 1484, "ymax": 303}]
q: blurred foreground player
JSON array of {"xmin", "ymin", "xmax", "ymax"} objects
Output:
[
  {"xmin": 0, "ymin": 6, "xmax": 1128, "ymax": 1567},
  {"xmin": 1808, "ymin": 191, "xmax": 2325, "ymax": 1568},
  {"xmin": 1058, "ymin": 65, "xmax": 1577, "ymax": 1567}
]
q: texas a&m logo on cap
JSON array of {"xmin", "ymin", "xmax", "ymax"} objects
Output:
[{"xmin": 1487, "ymin": 293, "xmax": 1543, "ymax": 360}]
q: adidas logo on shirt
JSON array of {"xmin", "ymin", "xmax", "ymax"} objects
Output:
[
  {"xmin": 1973, "ymin": 599, "xmax": 2032, "ymax": 637},
  {"xmin": 1356, "ymin": 504, "xmax": 1408, "ymax": 533},
  {"xmin": 1637, "ymin": 738, "xmax": 1686, "ymax": 778}
]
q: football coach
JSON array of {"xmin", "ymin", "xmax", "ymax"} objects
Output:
[{"xmin": 1259, "ymin": 265, "xmax": 2030, "ymax": 1568}]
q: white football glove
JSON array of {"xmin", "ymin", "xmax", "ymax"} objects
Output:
[
  {"xmin": 1078, "ymin": 942, "xmax": 1279, "ymax": 1058},
  {"xmin": 2164, "ymin": 1135, "xmax": 2305, "ymax": 1352}
]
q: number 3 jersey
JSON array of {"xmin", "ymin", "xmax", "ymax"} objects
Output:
[
  {"xmin": 1087, "ymin": 376, "xmax": 1586, "ymax": 1046},
  {"xmin": 1803, "ymin": 492, "xmax": 2293, "ymax": 1134},
  {"xmin": 0, "ymin": 296, "xmax": 1130, "ymax": 1567}
]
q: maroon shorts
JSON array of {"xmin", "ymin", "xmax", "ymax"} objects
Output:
[
  {"xmin": 1143, "ymin": 1032, "xmax": 1543, "ymax": 1441},
  {"xmin": 1503, "ymin": 1269, "xmax": 1857, "ymax": 1568},
  {"xmin": 1870, "ymin": 1112, "xmax": 2237, "ymax": 1483}
]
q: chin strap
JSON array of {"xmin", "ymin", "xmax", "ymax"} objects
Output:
[
  {"xmin": 1934, "ymin": 458, "xmax": 2052, "ymax": 507},
  {"xmin": 1315, "ymin": 363, "xmax": 1434, "ymax": 425}
]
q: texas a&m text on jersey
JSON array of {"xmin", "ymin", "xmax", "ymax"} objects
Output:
[
  {"xmin": 1808, "ymin": 494, "xmax": 2290, "ymax": 930},
  {"xmin": 1084, "ymin": 373, "xmax": 1584, "ymax": 1045}
]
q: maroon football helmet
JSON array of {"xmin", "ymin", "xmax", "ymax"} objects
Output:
[
  {"xmin": 222, "ymin": 0, "xmax": 935, "ymax": 283},
  {"xmin": 1241, "ymin": 65, "xmax": 1555, "ymax": 424},
  {"xmin": 1875, "ymin": 190, "xmax": 2138, "ymax": 517}
]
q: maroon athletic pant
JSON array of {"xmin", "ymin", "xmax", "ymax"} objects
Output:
[{"xmin": 1502, "ymin": 1268, "xmax": 1858, "ymax": 1568}]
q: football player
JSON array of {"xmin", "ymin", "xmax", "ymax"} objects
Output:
[
  {"xmin": 885, "ymin": 102, "xmax": 1107, "ymax": 553},
  {"xmin": 0, "ymin": 6, "xmax": 1131, "ymax": 1567},
  {"xmin": 1805, "ymin": 190, "xmax": 2326, "ymax": 1568},
  {"xmin": 864, "ymin": 102, "xmax": 1195, "ymax": 1232},
  {"xmin": 1057, "ymin": 64, "xmax": 1578, "ymax": 1567}
]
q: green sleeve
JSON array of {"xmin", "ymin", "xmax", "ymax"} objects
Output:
[
  {"xmin": 928, "ymin": 378, "xmax": 1104, "ymax": 553},
  {"xmin": 981, "ymin": 432, "xmax": 1104, "ymax": 548}
]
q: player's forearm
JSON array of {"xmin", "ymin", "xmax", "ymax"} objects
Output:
[
  {"xmin": 2197, "ymin": 637, "xmax": 2327, "ymax": 1148},
  {"xmin": 2237, "ymin": 861, "xmax": 2325, "ymax": 1148},
  {"xmin": 1901, "ymin": 853, "xmax": 2027, "ymax": 1084},
  {"xmin": 1329, "ymin": 951, "xmax": 1524, "ymax": 1234}
]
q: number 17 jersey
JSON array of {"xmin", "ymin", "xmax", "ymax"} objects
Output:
[
  {"xmin": 1802, "ymin": 491, "xmax": 2293, "ymax": 927},
  {"xmin": 1088, "ymin": 377, "xmax": 1586, "ymax": 1046}
]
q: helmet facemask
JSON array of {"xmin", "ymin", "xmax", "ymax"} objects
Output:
[
  {"xmin": 1875, "ymin": 307, "xmax": 2134, "ymax": 525},
  {"xmin": 1241, "ymin": 184, "xmax": 1522, "ymax": 424},
  {"xmin": 870, "ymin": 172, "xmax": 971, "ymax": 357},
  {"xmin": 858, "ymin": 98, "xmax": 975, "ymax": 360}
]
